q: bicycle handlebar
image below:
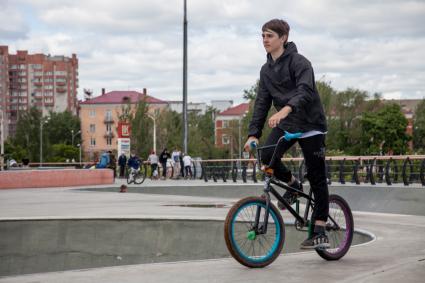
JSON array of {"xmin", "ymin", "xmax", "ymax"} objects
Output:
[
  {"xmin": 249, "ymin": 131, "xmax": 302, "ymax": 150},
  {"xmin": 249, "ymin": 131, "xmax": 303, "ymax": 169}
]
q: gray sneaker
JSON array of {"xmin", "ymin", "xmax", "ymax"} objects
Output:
[{"xmin": 300, "ymin": 233, "xmax": 330, "ymax": 249}]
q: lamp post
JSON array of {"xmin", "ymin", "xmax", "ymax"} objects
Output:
[
  {"xmin": 71, "ymin": 129, "xmax": 81, "ymax": 146},
  {"xmin": 39, "ymin": 115, "xmax": 50, "ymax": 167},
  {"xmin": 182, "ymin": 0, "xmax": 188, "ymax": 154},
  {"xmin": 0, "ymin": 110, "xmax": 4, "ymax": 171},
  {"xmin": 77, "ymin": 143, "xmax": 82, "ymax": 166},
  {"xmin": 146, "ymin": 113, "xmax": 156, "ymax": 153},
  {"xmin": 238, "ymin": 114, "xmax": 246, "ymax": 159}
]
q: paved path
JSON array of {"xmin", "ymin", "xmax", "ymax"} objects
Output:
[{"xmin": 0, "ymin": 180, "xmax": 424, "ymax": 282}]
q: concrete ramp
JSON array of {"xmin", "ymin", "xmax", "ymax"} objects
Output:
[{"xmin": 0, "ymin": 219, "xmax": 371, "ymax": 276}]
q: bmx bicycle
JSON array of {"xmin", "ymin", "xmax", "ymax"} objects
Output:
[
  {"xmin": 224, "ymin": 132, "xmax": 354, "ymax": 268},
  {"xmin": 126, "ymin": 166, "xmax": 147, "ymax": 185}
]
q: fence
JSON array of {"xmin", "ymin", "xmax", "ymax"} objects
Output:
[
  {"xmin": 5, "ymin": 156, "xmax": 425, "ymax": 186},
  {"xmin": 197, "ymin": 156, "xmax": 425, "ymax": 186}
]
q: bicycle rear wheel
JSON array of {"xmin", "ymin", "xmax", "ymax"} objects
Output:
[
  {"xmin": 224, "ymin": 196, "xmax": 285, "ymax": 268},
  {"xmin": 316, "ymin": 194, "xmax": 354, "ymax": 260}
]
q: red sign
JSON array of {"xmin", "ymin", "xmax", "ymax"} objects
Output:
[{"xmin": 118, "ymin": 122, "xmax": 131, "ymax": 138}]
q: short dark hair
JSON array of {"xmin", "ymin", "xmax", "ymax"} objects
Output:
[{"xmin": 262, "ymin": 19, "xmax": 290, "ymax": 42}]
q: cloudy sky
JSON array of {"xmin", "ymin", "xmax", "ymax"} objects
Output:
[{"xmin": 1, "ymin": 0, "xmax": 424, "ymax": 104}]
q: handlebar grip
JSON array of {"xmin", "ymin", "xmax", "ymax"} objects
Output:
[
  {"xmin": 283, "ymin": 131, "xmax": 302, "ymax": 141},
  {"xmin": 250, "ymin": 140, "xmax": 258, "ymax": 149}
]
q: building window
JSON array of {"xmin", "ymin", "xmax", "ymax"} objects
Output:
[
  {"xmin": 106, "ymin": 123, "xmax": 112, "ymax": 132},
  {"xmin": 89, "ymin": 109, "xmax": 96, "ymax": 117},
  {"xmin": 90, "ymin": 124, "xmax": 96, "ymax": 133},
  {"xmin": 106, "ymin": 137, "xmax": 112, "ymax": 145},
  {"xmin": 222, "ymin": 120, "xmax": 229, "ymax": 128},
  {"xmin": 90, "ymin": 138, "xmax": 96, "ymax": 146},
  {"xmin": 106, "ymin": 109, "xmax": 112, "ymax": 119},
  {"xmin": 222, "ymin": 135, "xmax": 230, "ymax": 145}
]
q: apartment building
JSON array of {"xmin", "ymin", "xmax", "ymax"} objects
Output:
[
  {"xmin": 0, "ymin": 46, "xmax": 78, "ymax": 139},
  {"xmin": 79, "ymin": 89, "xmax": 168, "ymax": 160},
  {"xmin": 214, "ymin": 103, "xmax": 250, "ymax": 157}
]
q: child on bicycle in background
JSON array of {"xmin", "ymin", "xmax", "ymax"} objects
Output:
[
  {"xmin": 244, "ymin": 19, "xmax": 329, "ymax": 249},
  {"xmin": 127, "ymin": 152, "xmax": 141, "ymax": 175}
]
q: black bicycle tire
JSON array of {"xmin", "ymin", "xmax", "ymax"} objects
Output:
[
  {"xmin": 315, "ymin": 194, "xmax": 354, "ymax": 261},
  {"xmin": 224, "ymin": 196, "xmax": 285, "ymax": 268},
  {"xmin": 134, "ymin": 166, "xmax": 147, "ymax": 184}
]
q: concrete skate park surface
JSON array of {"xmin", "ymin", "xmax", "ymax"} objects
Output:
[{"xmin": 0, "ymin": 180, "xmax": 424, "ymax": 282}]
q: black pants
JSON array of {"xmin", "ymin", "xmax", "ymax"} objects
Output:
[
  {"xmin": 161, "ymin": 162, "xmax": 167, "ymax": 177},
  {"xmin": 185, "ymin": 166, "xmax": 192, "ymax": 178},
  {"xmin": 261, "ymin": 127, "xmax": 329, "ymax": 222},
  {"xmin": 150, "ymin": 164, "xmax": 158, "ymax": 177},
  {"xmin": 119, "ymin": 165, "xmax": 125, "ymax": 178}
]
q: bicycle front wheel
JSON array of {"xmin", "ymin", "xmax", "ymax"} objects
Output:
[
  {"xmin": 126, "ymin": 171, "xmax": 133, "ymax": 184},
  {"xmin": 224, "ymin": 196, "xmax": 285, "ymax": 268},
  {"xmin": 316, "ymin": 194, "xmax": 354, "ymax": 260}
]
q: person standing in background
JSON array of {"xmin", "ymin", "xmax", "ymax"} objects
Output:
[
  {"xmin": 182, "ymin": 153, "xmax": 193, "ymax": 179},
  {"xmin": 159, "ymin": 148, "xmax": 170, "ymax": 180},
  {"xmin": 148, "ymin": 150, "xmax": 159, "ymax": 180},
  {"xmin": 171, "ymin": 147, "xmax": 181, "ymax": 179},
  {"xmin": 118, "ymin": 153, "xmax": 127, "ymax": 178}
]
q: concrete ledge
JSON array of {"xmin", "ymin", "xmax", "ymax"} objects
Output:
[{"xmin": 0, "ymin": 169, "xmax": 114, "ymax": 189}]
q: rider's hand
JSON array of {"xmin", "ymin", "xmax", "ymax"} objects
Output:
[
  {"xmin": 244, "ymin": 136, "xmax": 259, "ymax": 152},
  {"xmin": 268, "ymin": 105, "xmax": 292, "ymax": 128}
]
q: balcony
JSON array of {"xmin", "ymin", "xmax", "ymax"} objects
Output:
[
  {"xmin": 104, "ymin": 131, "xmax": 115, "ymax": 139},
  {"xmin": 56, "ymin": 87, "xmax": 66, "ymax": 93},
  {"xmin": 33, "ymin": 81, "xmax": 42, "ymax": 87},
  {"xmin": 56, "ymin": 81, "xmax": 66, "ymax": 86},
  {"xmin": 104, "ymin": 117, "xmax": 114, "ymax": 124}
]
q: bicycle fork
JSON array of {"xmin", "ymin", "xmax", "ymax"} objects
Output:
[{"xmin": 254, "ymin": 176, "xmax": 272, "ymax": 235}]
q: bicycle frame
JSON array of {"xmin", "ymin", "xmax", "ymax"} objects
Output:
[
  {"xmin": 249, "ymin": 137, "xmax": 314, "ymax": 234},
  {"xmin": 251, "ymin": 138, "xmax": 341, "ymax": 235}
]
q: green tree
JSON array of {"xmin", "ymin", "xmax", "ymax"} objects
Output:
[
  {"xmin": 361, "ymin": 103, "xmax": 410, "ymax": 155},
  {"xmin": 243, "ymin": 80, "xmax": 259, "ymax": 100},
  {"xmin": 49, "ymin": 144, "xmax": 79, "ymax": 162},
  {"xmin": 188, "ymin": 107, "xmax": 227, "ymax": 158},
  {"xmin": 130, "ymin": 98, "xmax": 151, "ymax": 158},
  {"xmin": 333, "ymin": 88, "xmax": 369, "ymax": 153},
  {"xmin": 4, "ymin": 140, "xmax": 28, "ymax": 162},
  {"xmin": 156, "ymin": 109, "xmax": 182, "ymax": 153},
  {"xmin": 413, "ymin": 99, "xmax": 425, "ymax": 152},
  {"xmin": 45, "ymin": 111, "xmax": 80, "ymax": 146},
  {"xmin": 9, "ymin": 107, "xmax": 81, "ymax": 163},
  {"xmin": 316, "ymin": 80, "xmax": 336, "ymax": 119},
  {"xmin": 13, "ymin": 107, "xmax": 43, "ymax": 162}
]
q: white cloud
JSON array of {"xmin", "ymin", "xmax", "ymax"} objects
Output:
[
  {"xmin": 0, "ymin": 1, "xmax": 29, "ymax": 39},
  {"xmin": 1, "ymin": 0, "xmax": 424, "ymax": 104}
]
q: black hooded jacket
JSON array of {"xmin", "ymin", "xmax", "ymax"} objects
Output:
[{"xmin": 248, "ymin": 42, "xmax": 327, "ymax": 138}]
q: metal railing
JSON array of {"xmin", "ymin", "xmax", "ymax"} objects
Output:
[
  {"xmin": 197, "ymin": 155, "xmax": 425, "ymax": 186},
  {"xmin": 3, "ymin": 155, "xmax": 425, "ymax": 186}
]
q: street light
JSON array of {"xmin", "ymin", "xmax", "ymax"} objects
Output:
[
  {"xmin": 39, "ymin": 116, "xmax": 50, "ymax": 167},
  {"xmin": 146, "ymin": 113, "xmax": 156, "ymax": 153},
  {"xmin": 238, "ymin": 114, "xmax": 246, "ymax": 159},
  {"xmin": 76, "ymin": 143, "xmax": 82, "ymax": 166},
  {"xmin": 71, "ymin": 129, "xmax": 81, "ymax": 146}
]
